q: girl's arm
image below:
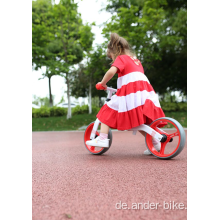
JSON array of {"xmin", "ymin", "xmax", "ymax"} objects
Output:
[{"xmin": 100, "ymin": 66, "xmax": 118, "ymax": 87}]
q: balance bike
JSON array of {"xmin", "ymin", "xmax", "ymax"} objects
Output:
[{"xmin": 84, "ymin": 84, "xmax": 186, "ymax": 159}]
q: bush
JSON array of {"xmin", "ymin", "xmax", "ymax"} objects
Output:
[
  {"xmin": 72, "ymin": 105, "xmax": 82, "ymax": 115},
  {"xmin": 71, "ymin": 105, "xmax": 101, "ymax": 115},
  {"xmin": 160, "ymin": 102, "xmax": 187, "ymax": 112},
  {"xmin": 92, "ymin": 106, "xmax": 101, "ymax": 114},
  {"xmin": 160, "ymin": 102, "xmax": 178, "ymax": 112},
  {"xmin": 32, "ymin": 106, "xmax": 64, "ymax": 118},
  {"xmin": 32, "ymin": 108, "xmax": 41, "ymax": 118},
  {"xmin": 41, "ymin": 106, "xmax": 50, "ymax": 117},
  {"xmin": 50, "ymin": 106, "xmax": 67, "ymax": 116},
  {"xmin": 32, "ymin": 102, "xmax": 186, "ymax": 118},
  {"xmin": 71, "ymin": 105, "xmax": 90, "ymax": 115},
  {"xmin": 32, "ymin": 106, "xmax": 50, "ymax": 117},
  {"xmin": 33, "ymin": 105, "xmax": 89, "ymax": 118},
  {"xmin": 80, "ymin": 105, "xmax": 89, "ymax": 114},
  {"xmin": 177, "ymin": 102, "xmax": 187, "ymax": 111}
]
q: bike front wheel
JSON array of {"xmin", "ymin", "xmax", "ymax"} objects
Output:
[{"xmin": 84, "ymin": 121, "xmax": 113, "ymax": 155}]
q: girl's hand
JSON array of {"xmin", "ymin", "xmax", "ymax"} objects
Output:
[{"xmin": 99, "ymin": 82, "xmax": 107, "ymax": 90}]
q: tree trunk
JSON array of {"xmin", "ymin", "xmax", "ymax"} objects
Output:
[
  {"xmin": 48, "ymin": 76, "xmax": 53, "ymax": 107},
  {"xmin": 66, "ymin": 74, "xmax": 72, "ymax": 119},
  {"xmin": 89, "ymin": 82, "xmax": 92, "ymax": 114}
]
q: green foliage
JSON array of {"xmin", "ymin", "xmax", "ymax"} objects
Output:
[
  {"xmin": 32, "ymin": 111, "xmax": 187, "ymax": 131},
  {"xmin": 49, "ymin": 106, "xmax": 67, "ymax": 116},
  {"xmin": 32, "ymin": 0, "xmax": 94, "ymax": 69},
  {"xmin": 57, "ymin": 96, "xmax": 65, "ymax": 105},
  {"xmin": 32, "ymin": 95, "xmax": 55, "ymax": 107},
  {"xmin": 92, "ymin": 96, "xmax": 105, "ymax": 107},
  {"xmin": 32, "ymin": 114, "xmax": 98, "ymax": 131},
  {"xmin": 70, "ymin": 45, "xmax": 116, "ymax": 99},
  {"xmin": 32, "ymin": 106, "xmax": 50, "ymax": 118},
  {"xmin": 32, "ymin": 108, "xmax": 41, "ymax": 118},
  {"xmin": 71, "ymin": 105, "xmax": 100, "ymax": 115},
  {"xmin": 72, "ymin": 105, "xmax": 89, "ymax": 115},
  {"xmin": 92, "ymin": 106, "xmax": 101, "ymax": 114},
  {"xmin": 160, "ymin": 101, "xmax": 187, "ymax": 112},
  {"xmin": 102, "ymin": 0, "xmax": 187, "ymax": 95},
  {"xmin": 32, "ymin": 106, "xmax": 66, "ymax": 118},
  {"xmin": 32, "ymin": 0, "xmax": 95, "ymax": 117},
  {"xmin": 32, "ymin": 95, "xmax": 40, "ymax": 106},
  {"xmin": 32, "ymin": 0, "xmax": 55, "ymax": 69},
  {"xmin": 49, "ymin": 0, "xmax": 94, "ymax": 73},
  {"xmin": 80, "ymin": 105, "xmax": 89, "ymax": 113},
  {"xmin": 71, "ymin": 105, "xmax": 84, "ymax": 115},
  {"xmin": 40, "ymin": 106, "xmax": 51, "ymax": 117},
  {"xmin": 176, "ymin": 102, "xmax": 187, "ymax": 112},
  {"xmin": 32, "ymin": 104, "xmax": 102, "ymax": 118}
]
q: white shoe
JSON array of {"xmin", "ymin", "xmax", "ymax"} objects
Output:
[
  {"xmin": 86, "ymin": 136, "xmax": 109, "ymax": 148},
  {"xmin": 144, "ymin": 149, "xmax": 152, "ymax": 155},
  {"xmin": 144, "ymin": 138, "xmax": 161, "ymax": 155}
]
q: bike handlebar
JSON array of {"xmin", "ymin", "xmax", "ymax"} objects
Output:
[
  {"xmin": 96, "ymin": 83, "xmax": 117, "ymax": 93},
  {"xmin": 96, "ymin": 83, "xmax": 106, "ymax": 90}
]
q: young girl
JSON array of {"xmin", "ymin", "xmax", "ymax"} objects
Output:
[{"xmin": 86, "ymin": 33, "xmax": 165, "ymax": 155}]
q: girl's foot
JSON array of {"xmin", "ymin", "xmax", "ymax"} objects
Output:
[{"xmin": 86, "ymin": 136, "xmax": 109, "ymax": 148}]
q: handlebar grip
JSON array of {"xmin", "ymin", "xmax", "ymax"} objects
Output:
[{"xmin": 96, "ymin": 83, "xmax": 106, "ymax": 90}]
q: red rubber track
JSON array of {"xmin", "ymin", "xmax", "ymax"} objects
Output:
[{"xmin": 33, "ymin": 130, "xmax": 187, "ymax": 220}]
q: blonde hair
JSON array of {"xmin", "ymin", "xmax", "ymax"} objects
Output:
[{"xmin": 107, "ymin": 33, "xmax": 135, "ymax": 61}]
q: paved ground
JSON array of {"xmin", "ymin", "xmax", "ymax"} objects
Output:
[{"xmin": 33, "ymin": 130, "xmax": 187, "ymax": 220}]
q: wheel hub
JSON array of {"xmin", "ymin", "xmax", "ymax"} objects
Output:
[{"xmin": 160, "ymin": 134, "xmax": 167, "ymax": 143}]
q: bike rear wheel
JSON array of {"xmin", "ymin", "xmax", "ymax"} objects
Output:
[{"xmin": 145, "ymin": 117, "xmax": 186, "ymax": 159}]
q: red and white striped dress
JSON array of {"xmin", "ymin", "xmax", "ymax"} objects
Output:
[{"xmin": 97, "ymin": 55, "xmax": 165, "ymax": 130}]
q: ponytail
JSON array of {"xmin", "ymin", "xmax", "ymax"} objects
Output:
[{"xmin": 107, "ymin": 33, "xmax": 135, "ymax": 61}]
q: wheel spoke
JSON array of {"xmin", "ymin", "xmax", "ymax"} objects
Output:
[
  {"xmin": 169, "ymin": 132, "xmax": 179, "ymax": 138},
  {"xmin": 90, "ymin": 146, "xmax": 95, "ymax": 151},
  {"xmin": 159, "ymin": 143, "xmax": 166, "ymax": 155},
  {"xmin": 154, "ymin": 126, "xmax": 162, "ymax": 134}
]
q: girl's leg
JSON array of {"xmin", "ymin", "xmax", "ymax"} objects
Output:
[
  {"xmin": 99, "ymin": 123, "xmax": 110, "ymax": 140},
  {"xmin": 139, "ymin": 130, "xmax": 160, "ymax": 144},
  {"xmin": 85, "ymin": 122, "xmax": 110, "ymax": 147},
  {"xmin": 101, "ymin": 123, "xmax": 110, "ymax": 134},
  {"xmin": 139, "ymin": 130, "xmax": 161, "ymax": 155}
]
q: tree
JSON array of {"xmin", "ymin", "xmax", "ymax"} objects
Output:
[
  {"xmin": 102, "ymin": 0, "xmax": 187, "ymax": 96},
  {"xmin": 32, "ymin": 0, "xmax": 94, "ymax": 117},
  {"xmin": 32, "ymin": 95, "xmax": 55, "ymax": 107},
  {"xmin": 32, "ymin": 0, "xmax": 58, "ymax": 106},
  {"xmin": 51, "ymin": 0, "xmax": 94, "ymax": 118},
  {"xmin": 70, "ymin": 45, "xmax": 118, "ymax": 112}
]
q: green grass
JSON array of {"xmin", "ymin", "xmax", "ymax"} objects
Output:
[
  {"xmin": 163, "ymin": 111, "xmax": 187, "ymax": 128},
  {"xmin": 32, "ymin": 111, "xmax": 186, "ymax": 131},
  {"xmin": 32, "ymin": 114, "xmax": 97, "ymax": 131}
]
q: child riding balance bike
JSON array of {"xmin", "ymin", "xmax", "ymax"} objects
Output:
[{"xmin": 84, "ymin": 33, "xmax": 186, "ymax": 159}]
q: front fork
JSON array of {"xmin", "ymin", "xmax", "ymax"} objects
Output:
[
  {"xmin": 90, "ymin": 93, "xmax": 111, "ymax": 140},
  {"xmin": 90, "ymin": 118, "xmax": 101, "ymax": 140}
]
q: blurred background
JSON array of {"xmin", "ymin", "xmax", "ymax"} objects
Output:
[{"xmin": 32, "ymin": 0, "xmax": 187, "ymax": 130}]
